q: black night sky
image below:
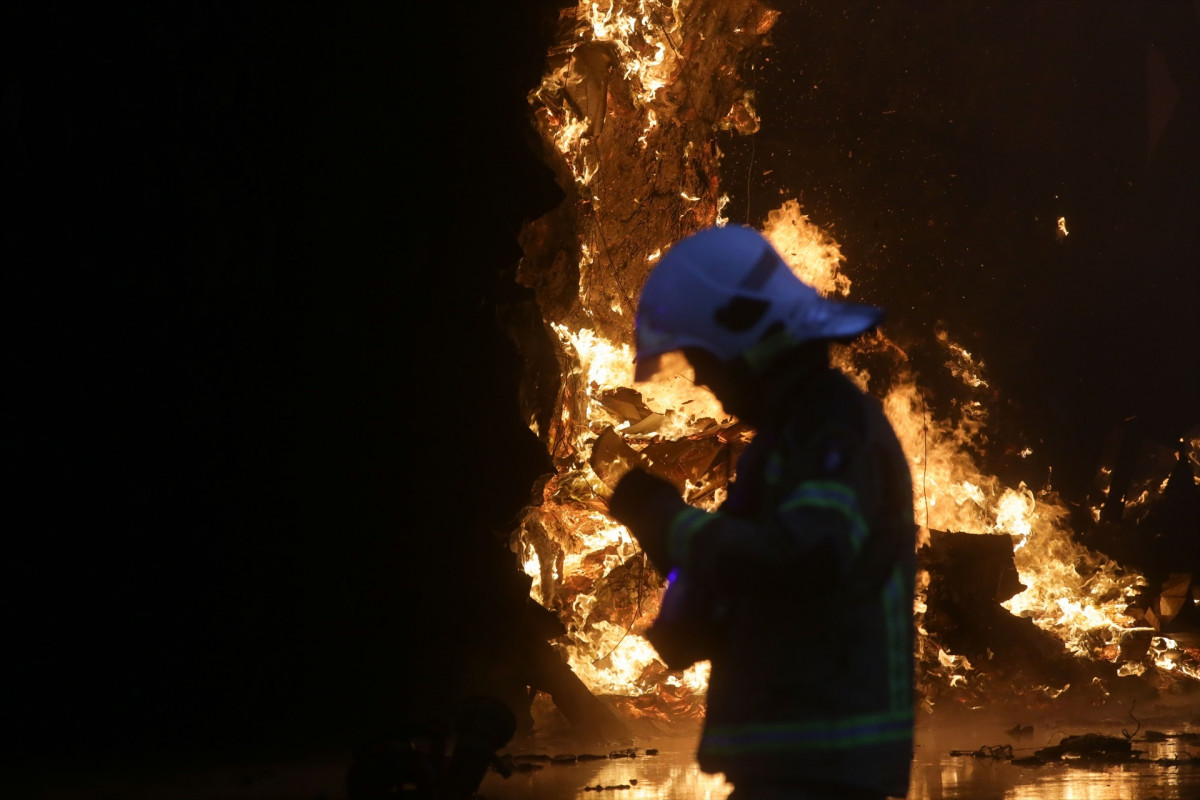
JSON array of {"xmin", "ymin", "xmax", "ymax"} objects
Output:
[
  {"xmin": 4, "ymin": 0, "xmax": 1197, "ymax": 785},
  {"xmin": 718, "ymin": 1, "xmax": 1199, "ymax": 504}
]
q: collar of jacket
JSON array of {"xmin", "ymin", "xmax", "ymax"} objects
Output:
[{"xmin": 736, "ymin": 341, "xmax": 832, "ymax": 429}]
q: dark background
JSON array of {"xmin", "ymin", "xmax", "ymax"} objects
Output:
[
  {"xmin": 719, "ymin": 1, "xmax": 1199, "ymax": 506},
  {"xmin": 4, "ymin": 1, "xmax": 566, "ymax": 770},
  {"xmin": 3, "ymin": 0, "xmax": 1196, "ymax": 781}
]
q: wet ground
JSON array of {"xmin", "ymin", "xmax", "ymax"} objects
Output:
[
  {"xmin": 478, "ymin": 707, "xmax": 1200, "ymax": 800},
  {"xmin": 10, "ymin": 708, "xmax": 1199, "ymax": 799}
]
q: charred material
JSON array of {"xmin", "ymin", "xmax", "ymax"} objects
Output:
[
  {"xmin": 1080, "ymin": 421, "xmax": 1200, "ymax": 640},
  {"xmin": 918, "ymin": 530, "xmax": 1160, "ymax": 708},
  {"xmin": 920, "ymin": 531, "xmax": 1075, "ymax": 684},
  {"xmin": 1033, "ymin": 733, "xmax": 1135, "ymax": 764},
  {"xmin": 952, "ymin": 731, "xmax": 1200, "ymax": 769}
]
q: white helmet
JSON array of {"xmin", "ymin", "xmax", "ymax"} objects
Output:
[{"xmin": 634, "ymin": 224, "xmax": 883, "ymax": 381}]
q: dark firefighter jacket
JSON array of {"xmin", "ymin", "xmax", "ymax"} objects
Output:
[{"xmin": 628, "ymin": 357, "xmax": 916, "ymax": 798}]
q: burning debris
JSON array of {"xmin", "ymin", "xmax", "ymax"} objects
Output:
[
  {"xmin": 1035, "ymin": 733, "xmax": 1135, "ymax": 763},
  {"xmin": 949, "ymin": 731, "xmax": 1200, "ymax": 769},
  {"xmin": 918, "ymin": 529, "xmax": 1163, "ymax": 712},
  {"xmin": 498, "ymin": 0, "xmax": 1200, "ymax": 735},
  {"xmin": 502, "ymin": 747, "xmax": 658, "ymax": 770}
]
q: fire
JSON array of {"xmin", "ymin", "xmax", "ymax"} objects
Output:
[
  {"xmin": 871, "ymin": 337, "xmax": 1164, "ymax": 682},
  {"xmin": 530, "ymin": 0, "xmax": 691, "ymax": 181},
  {"xmin": 760, "ymin": 199, "xmax": 852, "ymax": 298},
  {"xmin": 553, "ymin": 323, "xmax": 726, "ymax": 441},
  {"xmin": 513, "ymin": 0, "xmax": 1196, "ymax": 724}
]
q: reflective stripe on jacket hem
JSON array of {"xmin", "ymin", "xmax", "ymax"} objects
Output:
[{"xmin": 701, "ymin": 709, "xmax": 914, "ymax": 754}]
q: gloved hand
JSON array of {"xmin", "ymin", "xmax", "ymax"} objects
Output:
[{"xmin": 609, "ymin": 467, "xmax": 685, "ymax": 570}]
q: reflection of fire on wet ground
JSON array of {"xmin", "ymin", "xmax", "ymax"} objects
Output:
[
  {"xmin": 500, "ymin": 0, "xmax": 1200, "ymax": 737},
  {"xmin": 478, "ymin": 716, "xmax": 1200, "ymax": 799}
]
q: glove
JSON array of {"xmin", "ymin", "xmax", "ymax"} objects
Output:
[{"xmin": 608, "ymin": 467, "xmax": 685, "ymax": 570}]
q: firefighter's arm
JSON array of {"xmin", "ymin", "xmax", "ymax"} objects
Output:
[
  {"xmin": 671, "ymin": 426, "xmax": 878, "ymax": 588},
  {"xmin": 608, "ymin": 467, "xmax": 689, "ymax": 573}
]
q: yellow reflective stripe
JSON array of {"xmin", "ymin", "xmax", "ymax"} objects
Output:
[
  {"xmin": 780, "ymin": 481, "xmax": 868, "ymax": 553},
  {"xmin": 667, "ymin": 506, "xmax": 713, "ymax": 565}
]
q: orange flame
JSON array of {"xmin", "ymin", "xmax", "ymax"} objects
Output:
[{"xmin": 516, "ymin": 0, "xmax": 1196, "ymax": 715}]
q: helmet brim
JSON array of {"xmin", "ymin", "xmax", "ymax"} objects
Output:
[{"xmin": 796, "ymin": 298, "xmax": 885, "ymax": 343}]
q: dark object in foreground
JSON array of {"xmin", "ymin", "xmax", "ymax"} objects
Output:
[
  {"xmin": 918, "ymin": 529, "xmax": 1166, "ymax": 707},
  {"xmin": 346, "ymin": 695, "xmax": 517, "ymax": 799},
  {"xmin": 1033, "ymin": 733, "xmax": 1134, "ymax": 763},
  {"xmin": 952, "ymin": 733, "xmax": 1137, "ymax": 765},
  {"xmin": 955, "ymin": 731, "xmax": 1200, "ymax": 769}
]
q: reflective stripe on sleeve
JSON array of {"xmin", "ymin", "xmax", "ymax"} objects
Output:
[{"xmin": 779, "ymin": 480, "xmax": 869, "ymax": 554}]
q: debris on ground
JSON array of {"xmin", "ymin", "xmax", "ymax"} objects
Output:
[{"xmin": 949, "ymin": 730, "xmax": 1200, "ymax": 768}]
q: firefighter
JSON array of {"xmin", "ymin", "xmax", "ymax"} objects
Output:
[{"xmin": 608, "ymin": 224, "xmax": 917, "ymax": 800}]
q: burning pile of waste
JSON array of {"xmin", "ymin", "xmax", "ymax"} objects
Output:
[{"xmin": 500, "ymin": 0, "xmax": 1200, "ymax": 732}]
